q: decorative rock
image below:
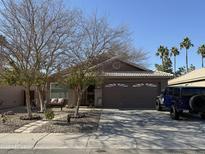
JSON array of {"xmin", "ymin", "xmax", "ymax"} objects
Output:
[
  {"xmin": 4, "ymin": 111, "xmax": 15, "ymax": 115},
  {"xmin": 70, "ymin": 113, "xmax": 86, "ymax": 119},
  {"xmin": 20, "ymin": 114, "xmax": 42, "ymax": 120}
]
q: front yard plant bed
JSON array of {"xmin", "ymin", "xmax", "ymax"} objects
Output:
[
  {"xmin": 0, "ymin": 113, "xmax": 41, "ymax": 133},
  {"xmin": 32, "ymin": 109, "xmax": 102, "ymax": 133},
  {"xmin": 0, "ymin": 106, "xmax": 45, "ymax": 133}
]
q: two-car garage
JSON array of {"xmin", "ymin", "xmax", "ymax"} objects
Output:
[
  {"xmin": 102, "ymin": 80, "xmax": 160, "ymax": 109},
  {"xmin": 92, "ymin": 58, "xmax": 173, "ymax": 109}
]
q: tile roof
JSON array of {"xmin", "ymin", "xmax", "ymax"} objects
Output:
[
  {"xmin": 101, "ymin": 71, "xmax": 173, "ymax": 78},
  {"xmin": 169, "ymin": 68, "xmax": 205, "ymax": 85}
]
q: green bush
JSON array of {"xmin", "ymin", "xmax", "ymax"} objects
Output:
[{"xmin": 44, "ymin": 109, "xmax": 55, "ymax": 120}]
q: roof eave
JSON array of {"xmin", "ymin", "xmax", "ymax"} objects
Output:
[{"xmin": 100, "ymin": 75, "xmax": 173, "ymax": 79}]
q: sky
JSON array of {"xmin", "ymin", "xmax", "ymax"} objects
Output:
[{"xmin": 64, "ymin": 0, "xmax": 205, "ymax": 70}]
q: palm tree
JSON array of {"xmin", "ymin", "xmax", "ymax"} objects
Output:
[
  {"xmin": 197, "ymin": 44, "xmax": 205, "ymax": 68},
  {"xmin": 180, "ymin": 37, "xmax": 194, "ymax": 72},
  {"xmin": 156, "ymin": 45, "xmax": 169, "ymax": 66},
  {"xmin": 170, "ymin": 47, "xmax": 180, "ymax": 73}
]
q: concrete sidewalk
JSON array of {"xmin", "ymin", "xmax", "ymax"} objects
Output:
[
  {"xmin": 0, "ymin": 133, "xmax": 205, "ymax": 154},
  {"xmin": 0, "ymin": 133, "xmax": 137, "ymax": 149},
  {"xmin": 1, "ymin": 149, "xmax": 205, "ymax": 154},
  {"xmin": 0, "ymin": 133, "xmax": 205, "ymax": 151}
]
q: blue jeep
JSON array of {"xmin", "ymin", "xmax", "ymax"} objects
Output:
[{"xmin": 163, "ymin": 86, "xmax": 205, "ymax": 120}]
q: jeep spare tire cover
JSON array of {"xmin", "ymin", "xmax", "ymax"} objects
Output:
[{"xmin": 189, "ymin": 95, "xmax": 205, "ymax": 112}]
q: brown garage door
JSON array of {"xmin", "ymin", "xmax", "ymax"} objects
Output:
[{"xmin": 102, "ymin": 82, "xmax": 159, "ymax": 109}]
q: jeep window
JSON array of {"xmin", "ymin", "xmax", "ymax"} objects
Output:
[
  {"xmin": 167, "ymin": 87, "xmax": 174, "ymax": 95},
  {"xmin": 200, "ymin": 89, "xmax": 205, "ymax": 95},
  {"xmin": 181, "ymin": 88, "xmax": 201, "ymax": 97},
  {"xmin": 173, "ymin": 88, "xmax": 180, "ymax": 97}
]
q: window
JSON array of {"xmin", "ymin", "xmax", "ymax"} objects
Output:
[
  {"xmin": 181, "ymin": 88, "xmax": 201, "ymax": 97},
  {"xmin": 105, "ymin": 83, "xmax": 116, "ymax": 88},
  {"xmin": 145, "ymin": 83, "xmax": 157, "ymax": 88},
  {"xmin": 132, "ymin": 83, "xmax": 144, "ymax": 88},
  {"xmin": 117, "ymin": 83, "xmax": 128, "ymax": 88},
  {"xmin": 200, "ymin": 88, "xmax": 205, "ymax": 95},
  {"xmin": 50, "ymin": 83, "xmax": 68, "ymax": 99},
  {"xmin": 173, "ymin": 88, "xmax": 180, "ymax": 97},
  {"xmin": 112, "ymin": 62, "xmax": 121, "ymax": 70},
  {"xmin": 105, "ymin": 83, "xmax": 128, "ymax": 88},
  {"xmin": 167, "ymin": 87, "xmax": 174, "ymax": 95}
]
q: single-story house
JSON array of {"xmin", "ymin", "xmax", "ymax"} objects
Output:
[
  {"xmin": 168, "ymin": 68, "xmax": 205, "ymax": 87},
  {"xmin": 0, "ymin": 57, "xmax": 173, "ymax": 109},
  {"xmin": 50, "ymin": 57, "xmax": 173, "ymax": 109}
]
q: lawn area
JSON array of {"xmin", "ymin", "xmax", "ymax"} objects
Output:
[{"xmin": 32, "ymin": 109, "xmax": 102, "ymax": 133}]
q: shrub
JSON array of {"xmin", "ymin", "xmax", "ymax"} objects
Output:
[
  {"xmin": 44, "ymin": 109, "xmax": 55, "ymax": 120},
  {"xmin": 1, "ymin": 114, "xmax": 7, "ymax": 123}
]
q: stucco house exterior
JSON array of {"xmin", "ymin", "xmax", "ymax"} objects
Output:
[
  {"xmin": 0, "ymin": 86, "xmax": 25, "ymax": 109},
  {"xmin": 168, "ymin": 68, "xmax": 205, "ymax": 87},
  {"xmin": 50, "ymin": 57, "xmax": 173, "ymax": 109},
  {"xmin": 0, "ymin": 57, "xmax": 173, "ymax": 109}
]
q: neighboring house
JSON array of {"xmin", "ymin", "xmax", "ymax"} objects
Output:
[
  {"xmin": 50, "ymin": 57, "xmax": 173, "ymax": 109},
  {"xmin": 169, "ymin": 68, "xmax": 205, "ymax": 87},
  {"xmin": 0, "ymin": 86, "xmax": 25, "ymax": 109}
]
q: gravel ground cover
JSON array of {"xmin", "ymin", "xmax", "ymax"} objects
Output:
[
  {"xmin": 32, "ymin": 109, "xmax": 101, "ymax": 133},
  {"xmin": 0, "ymin": 106, "xmax": 68, "ymax": 133},
  {"xmin": 0, "ymin": 107, "xmax": 44, "ymax": 133}
]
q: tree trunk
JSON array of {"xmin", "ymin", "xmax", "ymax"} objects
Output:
[
  {"xmin": 186, "ymin": 49, "xmax": 188, "ymax": 72},
  {"xmin": 174, "ymin": 56, "xmax": 176, "ymax": 73},
  {"xmin": 37, "ymin": 86, "xmax": 44, "ymax": 112},
  {"xmin": 25, "ymin": 86, "xmax": 32, "ymax": 119},
  {"xmin": 44, "ymin": 82, "xmax": 50, "ymax": 110},
  {"xmin": 162, "ymin": 58, "xmax": 164, "ymax": 67},
  {"xmin": 74, "ymin": 92, "xmax": 81, "ymax": 117},
  {"xmin": 202, "ymin": 56, "xmax": 204, "ymax": 68},
  {"xmin": 35, "ymin": 86, "xmax": 40, "ymax": 108}
]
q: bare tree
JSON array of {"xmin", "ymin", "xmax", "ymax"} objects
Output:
[
  {"xmin": 107, "ymin": 42, "xmax": 148, "ymax": 66},
  {"xmin": 64, "ymin": 14, "xmax": 132, "ymax": 116},
  {"xmin": 66, "ymin": 14, "xmax": 127, "ymax": 64},
  {"xmin": 0, "ymin": 0, "xmax": 79, "ymax": 117}
]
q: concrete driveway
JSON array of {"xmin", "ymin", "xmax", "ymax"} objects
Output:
[{"xmin": 92, "ymin": 109, "xmax": 205, "ymax": 149}]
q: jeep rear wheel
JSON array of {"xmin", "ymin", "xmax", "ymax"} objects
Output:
[
  {"xmin": 200, "ymin": 113, "xmax": 205, "ymax": 119},
  {"xmin": 170, "ymin": 105, "xmax": 179, "ymax": 120}
]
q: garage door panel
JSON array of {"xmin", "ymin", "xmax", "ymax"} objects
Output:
[{"xmin": 103, "ymin": 82, "xmax": 159, "ymax": 109}]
